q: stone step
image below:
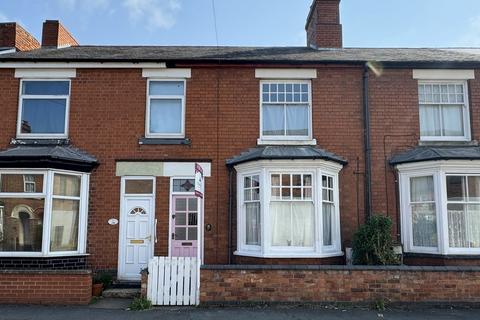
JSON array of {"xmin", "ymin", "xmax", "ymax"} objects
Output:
[{"xmin": 102, "ymin": 288, "xmax": 140, "ymax": 299}]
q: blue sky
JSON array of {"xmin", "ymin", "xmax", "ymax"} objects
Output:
[{"xmin": 1, "ymin": 0, "xmax": 480, "ymax": 47}]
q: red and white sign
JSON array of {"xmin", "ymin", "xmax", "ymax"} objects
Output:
[{"xmin": 194, "ymin": 163, "xmax": 204, "ymax": 198}]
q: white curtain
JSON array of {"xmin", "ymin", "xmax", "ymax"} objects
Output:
[
  {"xmin": 245, "ymin": 203, "xmax": 261, "ymax": 245},
  {"xmin": 322, "ymin": 203, "xmax": 333, "ymax": 246},
  {"xmin": 410, "ymin": 176, "xmax": 437, "ymax": 247},
  {"xmin": 150, "ymin": 99, "xmax": 182, "ymax": 134},
  {"xmin": 442, "ymin": 105, "xmax": 463, "ymax": 137},
  {"xmin": 286, "ymin": 104, "xmax": 308, "ymax": 136},
  {"xmin": 448, "ymin": 204, "xmax": 480, "ymax": 249},
  {"xmin": 262, "ymin": 104, "xmax": 284, "ymax": 136},
  {"xmin": 419, "ymin": 105, "xmax": 440, "ymax": 137},
  {"xmin": 271, "ymin": 202, "xmax": 313, "ymax": 247}
]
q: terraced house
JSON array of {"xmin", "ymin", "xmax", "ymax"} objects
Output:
[{"xmin": 1, "ymin": 0, "xmax": 480, "ymax": 306}]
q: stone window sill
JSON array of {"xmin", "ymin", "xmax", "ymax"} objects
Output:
[{"xmin": 139, "ymin": 137, "xmax": 191, "ymax": 145}]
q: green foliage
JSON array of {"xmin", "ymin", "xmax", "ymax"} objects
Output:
[
  {"xmin": 93, "ymin": 272, "xmax": 113, "ymax": 288},
  {"xmin": 129, "ymin": 297, "xmax": 153, "ymax": 311},
  {"xmin": 352, "ymin": 215, "xmax": 399, "ymax": 265},
  {"xmin": 372, "ymin": 299, "xmax": 386, "ymax": 311}
]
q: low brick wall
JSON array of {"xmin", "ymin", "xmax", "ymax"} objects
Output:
[
  {"xmin": 200, "ymin": 265, "xmax": 480, "ymax": 304},
  {"xmin": 0, "ymin": 270, "xmax": 92, "ymax": 305}
]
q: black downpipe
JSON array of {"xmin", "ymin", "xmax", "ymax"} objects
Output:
[
  {"xmin": 363, "ymin": 63, "xmax": 372, "ymax": 221},
  {"xmin": 227, "ymin": 166, "xmax": 234, "ymax": 264}
]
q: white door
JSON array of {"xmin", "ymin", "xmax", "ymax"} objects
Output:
[{"xmin": 118, "ymin": 197, "xmax": 154, "ymax": 280}]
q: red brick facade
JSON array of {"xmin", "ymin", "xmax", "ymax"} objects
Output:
[
  {"xmin": 0, "ymin": 270, "xmax": 92, "ymax": 305},
  {"xmin": 41, "ymin": 20, "xmax": 78, "ymax": 48},
  {"xmin": 0, "ymin": 23, "xmax": 40, "ymax": 51},
  {"xmin": 306, "ymin": 0, "xmax": 343, "ymax": 48},
  {"xmin": 200, "ymin": 266, "xmax": 480, "ymax": 303}
]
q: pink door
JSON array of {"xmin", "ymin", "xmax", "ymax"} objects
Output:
[{"xmin": 171, "ymin": 196, "xmax": 198, "ymax": 257}]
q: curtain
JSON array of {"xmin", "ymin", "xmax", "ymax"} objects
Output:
[
  {"xmin": 323, "ymin": 203, "xmax": 333, "ymax": 246},
  {"xmin": 262, "ymin": 104, "xmax": 284, "ymax": 136},
  {"xmin": 245, "ymin": 202, "xmax": 261, "ymax": 245},
  {"xmin": 448, "ymin": 204, "xmax": 480, "ymax": 249},
  {"xmin": 22, "ymin": 99, "xmax": 66, "ymax": 134},
  {"xmin": 410, "ymin": 176, "xmax": 437, "ymax": 247},
  {"xmin": 271, "ymin": 202, "xmax": 313, "ymax": 247},
  {"xmin": 442, "ymin": 105, "xmax": 463, "ymax": 137},
  {"xmin": 286, "ymin": 104, "xmax": 308, "ymax": 136},
  {"xmin": 150, "ymin": 99, "xmax": 182, "ymax": 134},
  {"xmin": 419, "ymin": 105, "xmax": 441, "ymax": 137}
]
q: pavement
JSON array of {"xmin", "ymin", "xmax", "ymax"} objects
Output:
[{"xmin": 0, "ymin": 299, "xmax": 479, "ymax": 320}]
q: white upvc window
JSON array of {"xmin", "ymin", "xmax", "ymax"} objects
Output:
[
  {"xmin": 418, "ymin": 81, "xmax": 470, "ymax": 141},
  {"xmin": 259, "ymin": 80, "xmax": 313, "ymax": 144},
  {"xmin": 0, "ymin": 169, "xmax": 89, "ymax": 257},
  {"xmin": 399, "ymin": 161, "xmax": 480, "ymax": 255},
  {"xmin": 17, "ymin": 79, "xmax": 71, "ymax": 139},
  {"xmin": 146, "ymin": 79, "xmax": 186, "ymax": 138},
  {"xmin": 235, "ymin": 160, "xmax": 342, "ymax": 258}
]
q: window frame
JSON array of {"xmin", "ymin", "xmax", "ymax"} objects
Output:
[
  {"xmin": 418, "ymin": 80, "xmax": 471, "ymax": 142},
  {"xmin": 259, "ymin": 80, "xmax": 313, "ymax": 144},
  {"xmin": 235, "ymin": 160, "xmax": 342, "ymax": 258},
  {"xmin": 17, "ymin": 78, "xmax": 71, "ymax": 139},
  {"xmin": 0, "ymin": 169, "xmax": 89, "ymax": 257},
  {"xmin": 145, "ymin": 78, "xmax": 186, "ymax": 139},
  {"xmin": 399, "ymin": 161, "xmax": 480, "ymax": 255}
]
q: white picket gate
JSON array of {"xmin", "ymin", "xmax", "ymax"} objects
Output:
[{"xmin": 147, "ymin": 256, "xmax": 199, "ymax": 306}]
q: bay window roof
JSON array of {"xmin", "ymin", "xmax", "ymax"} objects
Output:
[
  {"xmin": 390, "ymin": 146, "xmax": 480, "ymax": 166},
  {"xmin": 226, "ymin": 146, "xmax": 347, "ymax": 166},
  {"xmin": 0, "ymin": 145, "xmax": 98, "ymax": 172}
]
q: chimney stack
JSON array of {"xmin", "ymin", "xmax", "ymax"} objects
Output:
[
  {"xmin": 41, "ymin": 20, "xmax": 78, "ymax": 48},
  {"xmin": 305, "ymin": 0, "xmax": 343, "ymax": 48},
  {"xmin": 0, "ymin": 22, "xmax": 40, "ymax": 51}
]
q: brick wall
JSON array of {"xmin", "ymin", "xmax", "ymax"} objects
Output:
[
  {"xmin": 0, "ymin": 256, "xmax": 88, "ymax": 270},
  {"xmin": 200, "ymin": 265, "xmax": 480, "ymax": 304},
  {"xmin": 0, "ymin": 23, "xmax": 40, "ymax": 51},
  {"xmin": 41, "ymin": 20, "xmax": 78, "ymax": 47},
  {"xmin": 0, "ymin": 270, "xmax": 92, "ymax": 305}
]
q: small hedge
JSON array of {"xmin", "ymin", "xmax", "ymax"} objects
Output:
[{"xmin": 352, "ymin": 215, "xmax": 399, "ymax": 265}]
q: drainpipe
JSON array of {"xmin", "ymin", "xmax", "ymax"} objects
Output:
[
  {"xmin": 363, "ymin": 63, "xmax": 372, "ymax": 221},
  {"xmin": 227, "ymin": 166, "xmax": 234, "ymax": 264}
]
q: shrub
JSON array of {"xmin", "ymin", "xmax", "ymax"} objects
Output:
[
  {"xmin": 352, "ymin": 215, "xmax": 399, "ymax": 265},
  {"xmin": 129, "ymin": 297, "xmax": 153, "ymax": 311}
]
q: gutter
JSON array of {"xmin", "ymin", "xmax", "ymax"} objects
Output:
[{"xmin": 363, "ymin": 63, "xmax": 372, "ymax": 220}]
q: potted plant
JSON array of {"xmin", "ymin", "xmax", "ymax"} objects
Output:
[{"xmin": 92, "ymin": 275, "xmax": 104, "ymax": 297}]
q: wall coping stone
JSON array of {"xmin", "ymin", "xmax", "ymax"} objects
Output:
[
  {"xmin": 201, "ymin": 264, "xmax": 480, "ymax": 272},
  {"xmin": 0, "ymin": 269, "xmax": 92, "ymax": 275}
]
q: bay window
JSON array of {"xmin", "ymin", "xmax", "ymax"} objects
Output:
[
  {"xmin": 399, "ymin": 161, "xmax": 480, "ymax": 255},
  {"xmin": 0, "ymin": 170, "xmax": 89, "ymax": 256},
  {"xmin": 236, "ymin": 160, "xmax": 342, "ymax": 258}
]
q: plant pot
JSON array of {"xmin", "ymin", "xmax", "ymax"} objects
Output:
[{"xmin": 92, "ymin": 283, "xmax": 103, "ymax": 297}]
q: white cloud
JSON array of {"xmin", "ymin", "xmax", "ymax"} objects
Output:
[
  {"xmin": 57, "ymin": 0, "xmax": 110, "ymax": 12},
  {"xmin": 123, "ymin": 0, "xmax": 181, "ymax": 30},
  {"xmin": 458, "ymin": 15, "xmax": 480, "ymax": 47}
]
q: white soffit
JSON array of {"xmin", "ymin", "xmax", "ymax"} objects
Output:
[
  {"xmin": 163, "ymin": 162, "xmax": 211, "ymax": 177},
  {"xmin": 15, "ymin": 68, "xmax": 77, "ymax": 78},
  {"xmin": 413, "ymin": 69, "xmax": 475, "ymax": 80},
  {"xmin": 255, "ymin": 68, "xmax": 317, "ymax": 79},
  {"xmin": 2, "ymin": 62, "xmax": 166, "ymax": 69},
  {"xmin": 116, "ymin": 161, "xmax": 211, "ymax": 177},
  {"xmin": 142, "ymin": 68, "xmax": 192, "ymax": 78}
]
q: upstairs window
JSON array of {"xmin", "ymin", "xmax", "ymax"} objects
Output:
[
  {"xmin": 260, "ymin": 81, "xmax": 312, "ymax": 141},
  {"xmin": 418, "ymin": 82, "xmax": 470, "ymax": 141},
  {"xmin": 17, "ymin": 80, "xmax": 70, "ymax": 138},
  {"xmin": 147, "ymin": 80, "xmax": 185, "ymax": 138}
]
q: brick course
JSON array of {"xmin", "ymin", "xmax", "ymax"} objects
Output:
[{"xmin": 0, "ymin": 270, "xmax": 92, "ymax": 305}]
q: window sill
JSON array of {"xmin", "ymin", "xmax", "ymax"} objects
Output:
[
  {"xmin": 139, "ymin": 137, "xmax": 191, "ymax": 145},
  {"xmin": 404, "ymin": 252, "xmax": 480, "ymax": 258},
  {"xmin": 418, "ymin": 140, "xmax": 478, "ymax": 147},
  {"xmin": 0, "ymin": 253, "xmax": 89, "ymax": 258},
  {"xmin": 11, "ymin": 138, "xmax": 70, "ymax": 146},
  {"xmin": 257, "ymin": 138, "xmax": 317, "ymax": 146},
  {"xmin": 234, "ymin": 250, "xmax": 344, "ymax": 259}
]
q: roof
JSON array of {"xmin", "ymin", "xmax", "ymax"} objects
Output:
[
  {"xmin": 226, "ymin": 145, "xmax": 347, "ymax": 166},
  {"xmin": 1, "ymin": 46, "xmax": 480, "ymax": 66},
  {"xmin": 0, "ymin": 145, "xmax": 98, "ymax": 172},
  {"xmin": 390, "ymin": 146, "xmax": 480, "ymax": 165}
]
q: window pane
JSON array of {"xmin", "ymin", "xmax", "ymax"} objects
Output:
[
  {"xmin": 412, "ymin": 203, "xmax": 437, "ymax": 247},
  {"xmin": 175, "ymin": 198, "xmax": 187, "ymax": 211},
  {"xmin": 50, "ymin": 199, "xmax": 79, "ymax": 252},
  {"xmin": 468, "ymin": 176, "xmax": 480, "ymax": 201},
  {"xmin": 419, "ymin": 105, "xmax": 441, "ymax": 137},
  {"xmin": 176, "ymin": 212, "xmax": 186, "ymax": 225},
  {"xmin": 188, "ymin": 212, "xmax": 197, "ymax": 226},
  {"xmin": 410, "ymin": 176, "xmax": 434, "ymax": 202},
  {"xmin": 188, "ymin": 198, "xmax": 197, "ymax": 211},
  {"xmin": 188, "ymin": 227, "xmax": 198, "ymax": 240},
  {"xmin": 447, "ymin": 176, "xmax": 466, "ymax": 201},
  {"xmin": 323, "ymin": 202, "xmax": 333, "ymax": 246},
  {"xmin": 467, "ymin": 204, "xmax": 480, "ymax": 248},
  {"xmin": 262, "ymin": 104, "xmax": 284, "ymax": 136},
  {"xmin": 251, "ymin": 175, "xmax": 260, "ymax": 188},
  {"xmin": 53, "ymin": 174, "xmax": 81, "ymax": 197},
  {"xmin": 150, "ymin": 99, "xmax": 182, "ymax": 134},
  {"xmin": 244, "ymin": 176, "xmax": 251, "ymax": 189},
  {"xmin": 271, "ymin": 174, "xmax": 280, "ymax": 186},
  {"xmin": 281, "ymin": 174, "xmax": 291, "ymax": 186},
  {"xmin": 172, "ymin": 179, "xmax": 195, "ymax": 192},
  {"xmin": 22, "ymin": 81, "xmax": 69, "ymax": 95},
  {"xmin": 448, "ymin": 204, "xmax": 480, "ymax": 248},
  {"xmin": 271, "ymin": 202, "xmax": 314, "ymax": 247},
  {"xmin": 149, "ymin": 81, "xmax": 184, "ymax": 96},
  {"xmin": 0, "ymin": 174, "xmax": 43, "ymax": 193},
  {"xmin": 125, "ymin": 180, "xmax": 153, "ymax": 194},
  {"xmin": 292, "ymin": 175, "xmax": 302, "ymax": 186},
  {"xmin": 175, "ymin": 227, "xmax": 186, "ymax": 240},
  {"xmin": 0, "ymin": 198, "xmax": 44, "ymax": 252},
  {"xmin": 21, "ymin": 99, "xmax": 66, "ymax": 134},
  {"xmin": 292, "ymin": 188, "xmax": 302, "ymax": 199},
  {"xmin": 303, "ymin": 175, "xmax": 312, "ymax": 187},
  {"xmin": 442, "ymin": 105, "xmax": 464, "ymax": 137},
  {"xmin": 271, "ymin": 187, "xmax": 280, "ymax": 200},
  {"xmin": 245, "ymin": 202, "xmax": 261, "ymax": 245}
]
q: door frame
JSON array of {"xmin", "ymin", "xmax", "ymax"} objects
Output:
[
  {"xmin": 118, "ymin": 176, "xmax": 156, "ymax": 280},
  {"xmin": 168, "ymin": 176, "xmax": 204, "ymax": 261}
]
